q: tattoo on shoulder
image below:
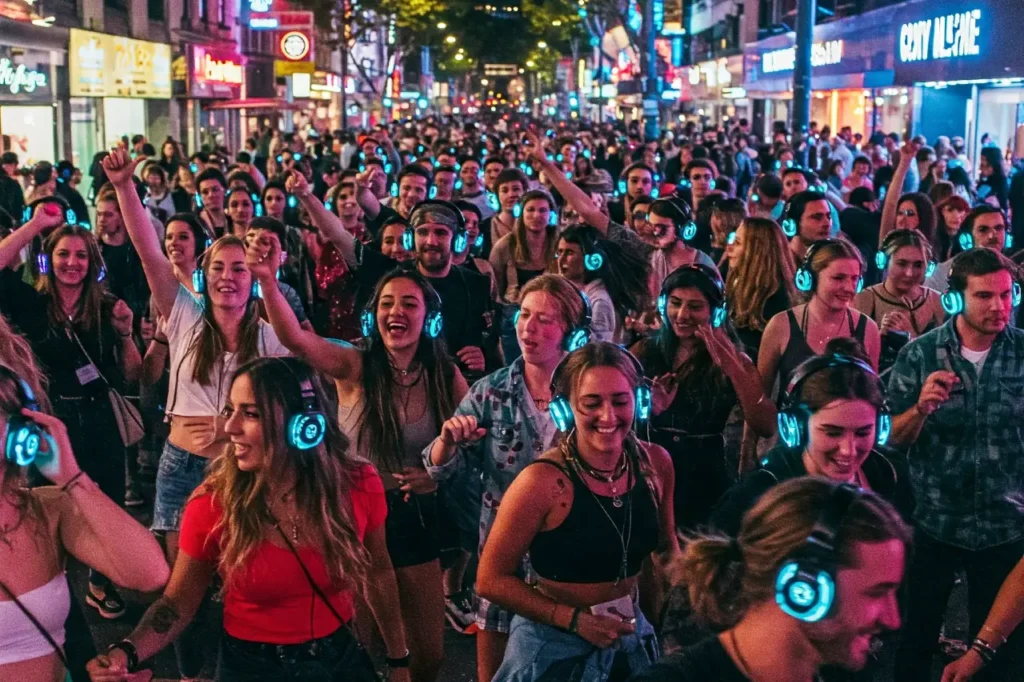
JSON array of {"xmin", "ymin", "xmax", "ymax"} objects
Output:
[{"xmin": 144, "ymin": 599, "xmax": 181, "ymax": 634}]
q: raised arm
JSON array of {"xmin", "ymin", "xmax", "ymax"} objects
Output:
[
  {"xmin": 0, "ymin": 205, "xmax": 64, "ymax": 270},
  {"xmin": 524, "ymin": 129, "xmax": 610, "ymax": 235},
  {"xmin": 878, "ymin": 142, "xmax": 920, "ymax": 246},
  {"xmin": 286, "ymin": 169, "xmax": 358, "ymax": 267},
  {"xmin": 102, "ymin": 150, "xmax": 180, "ymax": 317},
  {"xmin": 246, "ymin": 239, "xmax": 362, "ymax": 382}
]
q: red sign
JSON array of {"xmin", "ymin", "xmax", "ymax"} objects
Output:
[
  {"xmin": 190, "ymin": 47, "xmax": 244, "ymax": 98},
  {"xmin": 248, "ymin": 10, "xmax": 313, "ymax": 30}
]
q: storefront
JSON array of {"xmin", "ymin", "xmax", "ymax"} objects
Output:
[
  {"xmin": 0, "ymin": 44, "xmax": 59, "ymax": 166},
  {"xmin": 894, "ymin": 0, "xmax": 1024, "ymax": 163},
  {"xmin": 291, "ymin": 70, "xmax": 341, "ymax": 131},
  {"xmin": 682, "ymin": 55, "xmax": 746, "ymax": 126},
  {"xmin": 743, "ymin": 3, "xmax": 911, "ymax": 141},
  {"xmin": 173, "ymin": 45, "xmax": 245, "ymax": 153},
  {"xmin": 68, "ymin": 29, "xmax": 171, "ymax": 173}
]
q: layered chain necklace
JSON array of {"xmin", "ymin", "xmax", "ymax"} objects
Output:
[{"xmin": 273, "ymin": 491, "xmax": 300, "ymax": 543}]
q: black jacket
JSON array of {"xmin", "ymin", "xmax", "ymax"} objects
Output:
[{"xmin": 710, "ymin": 444, "xmax": 914, "ymax": 537}]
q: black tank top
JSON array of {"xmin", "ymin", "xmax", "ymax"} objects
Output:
[
  {"xmin": 528, "ymin": 459, "xmax": 661, "ymax": 584},
  {"xmin": 776, "ymin": 307, "xmax": 867, "ymax": 391}
]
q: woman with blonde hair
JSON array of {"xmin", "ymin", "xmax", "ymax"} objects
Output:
[
  {"xmin": 632, "ymin": 477, "xmax": 909, "ymax": 681},
  {"xmin": 0, "ymin": 315, "xmax": 167, "ymax": 682},
  {"xmin": 488, "ymin": 188, "xmax": 560, "ymax": 304},
  {"xmin": 724, "ymin": 217, "xmax": 798, "ymax": 361},
  {"xmin": 102, "ymin": 149, "xmax": 289, "ymax": 677},
  {"xmin": 86, "ymin": 357, "xmax": 410, "ymax": 682}
]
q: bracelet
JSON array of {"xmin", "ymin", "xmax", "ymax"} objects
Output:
[
  {"xmin": 568, "ymin": 607, "xmax": 583, "ymax": 634},
  {"xmin": 118, "ymin": 332, "xmax": 132, "ymax": 338},
  {"xmin": 971, "ymin": 638, "xmax": 998, "ymax": 665},
  {"xmin": 106, "ymin": 639, "xmax": 139, "ymax": 672},
  {"xmin": 152, "ymin": 338, "xmax": 168, "ymax": 345},
  {"xmin": 385, "ymin": 650, "xmax": 411, "ymax": 668},
  {"xmin": 60, "ymin": 471, "xmax": 87, "ymax": 493},
  {"xmin": 980, "ymin": 626, "xmax": 1008, "ymax": 647}
]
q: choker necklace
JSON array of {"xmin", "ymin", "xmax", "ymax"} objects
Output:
[{"xmin": 564, "ymin": 438, "xmax": 630, "ymax": 506}]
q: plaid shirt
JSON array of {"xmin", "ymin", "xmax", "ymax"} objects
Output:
[{"xmin": 888, "ymin": 317, "xmax": 1024, "ymax": 550}]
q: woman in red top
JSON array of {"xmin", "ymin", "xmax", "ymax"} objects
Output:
[{"xmin": 86, "ymin": 357, "xmax": 410, "ymax": 682}]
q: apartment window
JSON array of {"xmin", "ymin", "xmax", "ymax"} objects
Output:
[
  {"xmin": 218, "ymin": 0, "xmax": 225, "ymax": 25},
  {"xmin": 148, "ymin": 0, "xmax": 164, "ymax": 20},
  {"xmin": 199, "ymin": 0, "xmax": 206, "ymax": 22}
]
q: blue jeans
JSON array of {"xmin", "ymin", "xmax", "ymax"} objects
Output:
[
  {"xmin": 492, "ymin": 605, "xmax": 659, "ymax": 682},
  {"xmin": 152, "ymin": 440, "xmax": 210, "ymax": 532}
]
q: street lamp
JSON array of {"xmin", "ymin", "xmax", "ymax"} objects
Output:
[
  {"xmin": 481, "ymin": 78, "xmax": 489, "ymax": 85},
  {"xmin": 537, "ymin": 40, "xmax": 547, "ymax": 48},
  {"xmin": 445, "ymin": 35, "xmax": 457, "ymax": 44},
  {"xmin": 455, "ymin": 53, "xmax": 465, "ymax": 61},
  {"xmin": 526, "ymin": 60, "xmax": 535, "ymax": 68},
  {"xmin": 437, "ymin": 21, "xmax": 447, "ymax": 29}
]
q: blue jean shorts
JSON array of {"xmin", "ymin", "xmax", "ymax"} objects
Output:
[{"xmin": 152, "ymin": 441, "xmax": 210, "ymax": 532}]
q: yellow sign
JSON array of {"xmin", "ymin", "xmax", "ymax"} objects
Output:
[
  {"xmin": 274, "ymin": 59, "xmax": 315, "ymax": 76},
  {"xmin": 69, "ymin": 29, "xmax": 172, "ymax": 98}
]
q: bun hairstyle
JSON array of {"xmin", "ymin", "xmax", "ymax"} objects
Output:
[{"xmin": 674, "ymin": 477, "xmax": 910, "ymax": 630}]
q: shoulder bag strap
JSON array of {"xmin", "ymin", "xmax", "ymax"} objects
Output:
[
  {"xmin": 0, "ymin": 579, "xmax": 69, "ymax": 669},
  {"xmin": 65, "ymin": 322, "xmax": 112, "ymax": 388},
  {"xmin": 275, "ymin": 526, "xmax": 348, "ymax": 627}
]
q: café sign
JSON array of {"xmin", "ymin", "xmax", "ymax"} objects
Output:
[
  {"xmin": 189, "ymin": 47, "xmax": 244, "ymax": 98},
  {"xmin": 898, "ymin": 9, "xmax": 981, "ymax": 63},
  {"xmin": 0, "ymin": 57, "xmax": 47, "ymax": 95}
]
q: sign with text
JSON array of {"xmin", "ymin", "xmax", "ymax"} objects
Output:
[
  {"xmin": 0, "ymin": 47, "xmax": 51, "ymax": 102},
  {"xmin": 484, "ymin": 64, "xmax": 518, "ymax": 76},
  {"xmin": 248, "ymin": 10, "xmax": 313, "ymax": 30},
  {"xmin": 69, "ymin": 29, "xmax": 171, "ymax": 98},
  {"xmin": 898, "ymin": 9, "xmax": 981, "ymax": 64},
  {"xmin": 190, "ymin": 47, "xmax": 244, "ymax": 98},
  {"xmin": 762, "ymin": 40, "xmax": 844, "ymax": 73},
  {"xmin": 274, "ymin": 59, "xmax": 315, "ymax": 76}
]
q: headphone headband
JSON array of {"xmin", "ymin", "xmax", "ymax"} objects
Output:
[
  {"xmin": 782, "ymin": 353, "xmax": 879, "ymax": 404},
  {"xmin": 806, "ymin": 482, "xmax": 861, "ymax": 554},
  {"xmin": 0, "ymin": 366, "xmax": 39, "ymax": 411}
]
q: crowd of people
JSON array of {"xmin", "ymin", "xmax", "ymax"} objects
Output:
[{"xmin": 2, "ymin": 114, "xmax": 1024, "ymax": 682}]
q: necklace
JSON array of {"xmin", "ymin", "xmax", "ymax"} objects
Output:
[
  {"xmin": 275, "ymin": 493, "xmax": 300, "ymax": 543},
  {"xmin": 566, "ymin": 450, "xmax": 634, "ymax": 582},
  {"xmin": 571, "ymin": 451, "xmax": 630, "ymax": 502},
  {"xmin": 728, "ymin": 629, "xmax": 823, "ymax": 682}
]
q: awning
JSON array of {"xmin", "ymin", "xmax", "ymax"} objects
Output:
[{"xmin": 205, "ymin": 98, "xmax": 302, "ymax": 110}]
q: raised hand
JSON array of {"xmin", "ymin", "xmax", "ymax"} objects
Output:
[
  {"xmin": 285, "ymin": 169, "xmax": 311, "ymax": 198},
  {"xmin": 102, "ymin": 149, "xmax": 141, "ymax": 187},
  {"xmin": 111, "ymin": 300, "xmax": 134, "ymax": 337}
]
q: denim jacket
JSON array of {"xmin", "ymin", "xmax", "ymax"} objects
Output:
[{"xmin": 422, "ymin": 357, "xmax": 558, "ymax": 554}]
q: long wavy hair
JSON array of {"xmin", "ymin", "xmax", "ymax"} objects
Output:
[
  {"xmin": 188, "ymin": 236, "xmax": 262, "ymax": 385},
  {"xmin": 556, "ymin": 224, "xmax": 650, "ymax": 313},
  {"xmin": 358, "ymin": 269, "xmax": 458, "ymax": 473},
  {"xmin": 200, "ymin": 357, "xmax": 370, "ymax": 590},
  {"xmin": 726, "ymin": 218, "xmax": 798, "ymax": 331},
  {"xmin": 0, "ymin": 316, "xmax": 51, "ymax": 529},
  {"xmin": 37, "ymin": 225, "xmax": 109, "ymax": 332},
  {"xmin": 511, "ymin": 189, "xmax": 559, "ymax": 266}
]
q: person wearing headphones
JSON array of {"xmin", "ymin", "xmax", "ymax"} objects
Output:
[
  {"xmin": 423, "ymin": 274, "xmax": 589, "ymax": 682},
  {"xmin": 780, "ymin": 189, "xmax": 836, "ymax": 266},
  {"xmin": 478, "ymin": 167, "xmax": 528, "ymax": 260},
  {"xmin": 85, "ymin": 358, "xmax": 411, "ymax": 682},
  {"xmin": 476, "ymin": 342, "xmax": 678, "ymax": 681},
  {"xmin": 889, "ymin": 248, "xmax": 1024, "ymax": 680},
  {"xmin": 632, "ymin": 264, "xmax": 775, "ymax": 529},
  {"xmin": 633, "ymin": 477, "xmax": 908, "ymax": 682},
  {"xmin": 451, "ymin": 200, "xmax": 498, "ymax": 298},
  {"xmin": 926, "ymin": 205, "xmax": 1011, "ymax": 293},
  {"xmin": 488, "ymin": 188, "xmax": 561, "ymax": 305},
  {"xmin": 607, "ymin": 162, "xmax": 657, "ymax": 226},
  {"xmin": 252, "ymin": 246, "xmax": 467, "ymax": 680},
  {"xmin": 289, "ymin": 170, "xmax": 500, "ymax": 382},
  {"xmin": 193, "ymin": 167, "xmax": 228, "ymax": 237},
  {"xmin": 853, "ymin": 229, "xmax": 945, "ymax": 372}
]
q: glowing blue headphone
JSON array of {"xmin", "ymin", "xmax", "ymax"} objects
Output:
[
  {"xmin": 781, "ymin": 198, "xmax": 798, "ymax": 238},
  {"xmin": 941, "ymin": 262, "xmax": 1023, "ymax": 315},
  {"xmin": 875, "ymin": 230, "xmax": 936, "ymax": 278},
  {"xmin": 192, "ymin": 246, "xmax": 260, "ymax": 299},
  {"xmin": 775, "ymin": 483, "xmax": 861, "ymax": 623},
  {"xmin": 795, "ymin": 240, "xmax": 863, "ymax": 294},
  {"xmin": 511, "ymin": 284, "xmax": 592, "ymax": 354},
  {"xmin": 547, "ymin": 344, "xmax": 651, "ymax": 432},
  {"xmin": 287, "ymin": 375, "xmax": 327, "ymax": 451},
  {"xmin": 957, "ymin": 214, "xmax": 1014, "ymax": 251},
  {"xmin": 360, "ymin": 276, "xmax": 444, "ymax": 339},
  {"xmin": 487, "ymin": 192, "xmax": 500, "ymax": 211},
  {"xmin": 1, "ymin": 366, "xmax": 49, "ymax": 466},
  {"xmin": 657, "ymin": 263, "xmax": 728, "ymax": 329}
]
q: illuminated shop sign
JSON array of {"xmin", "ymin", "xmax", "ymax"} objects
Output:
[
  {"xmin": 898, "ymin": 9, "xmax": 981, "ymax": 63},
  {"xmin": 762, "ymin": 40, "xmax": 844, "ymax": 73},
  {"xmin": 0, "ymin": 58, "xmax": 47, "ymax": 95}
]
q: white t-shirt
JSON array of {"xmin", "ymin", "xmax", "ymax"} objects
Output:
[
  {"xmin": 165, "ymin": 285, "xmax": 289, "ymax": 416},
  {"xmin": 961, "ymin": 346, "xmax": 991, "ymax": 374}
]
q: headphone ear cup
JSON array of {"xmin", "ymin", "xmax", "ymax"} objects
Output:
[
  {"xmin": 634, "ymin": 384, "xmax": 652, "ymax": 423},
  {"xmin": 402, "ymin": 227, "xmax": 414, "ymax": 252},
  {"xmin": 5, "ymin": 414, "xmax": 46, "ymax": 466},
  {"xmin": 584, "ymin": 252, "xmax": 604, "ymax": 271},
  {"xmin": 682, "ymin": 221, "xmax": 697, "ymax": 242},
  {"xmin": 287, "ymin": 412, "xmax": 326, "ymax": 450},
  {"xmin": 958, "ymin": 232, "xmax": 973, "ymax": 250},
  {"xmin": 657, "ymin": 294, "xmax": 667, "ymax": 319},
  {"xmin": 875, "ymin": 251, "xmax": 887, "ymax": 271},
  {"xmin": 876, "ymin": 411, "xmax": 892, "ymax": 446},
  {"xmin": 1014, "ymin": 282, "xmax": 1023, "ymax": 307},
  {"xmin": 192, "ymin": 268, "xmax": 206, "ymax": 294},
  {"xmin": 941, "ymin": 290, "xmax": 963, "ymax": 315},
  {"xmin": 782, "ymin": 218, "xmax": 797, "ymax": 238},
  {"xmin": 512, "ymin": 203, "xmax": 522, "ymax": 219},
  {"xmin": 926, "ymin": 261, "xmax": 936, "ymax": 278},
  {"xmin": 777, "ymin": 405, "xmax": 808, "ymax": 449},
  {"xmin": 795, "ymin": 267, "xmax": 813, "ymax": 292},
  {"xmin": 424, "ymin": 310, "xmax": 444, "ymax": 339},
  {"xmin": 712, "ymin": 304, "xmax": 727, "ymax": 329},
  {"xmin": 855, "ymin": 277, "xmax": 864, "ymax": 294},
  {"xmin": 360, "ymin": 309, "xmax": 376, "ymax": 337},
  {"xmin": 429, "ymin": 186, "xmax": 437, "ymax": 199},
  {"xmin": 775, "ymin": 559, "xmax": 836, "ymax": 622},
  {"xmin": 548, "ymin": 395, "xmax": 574, "ymax": 432}
]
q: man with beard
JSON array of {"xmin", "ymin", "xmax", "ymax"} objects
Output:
[
  {"xmin": 889, "ymin": 248, "xmax": 1024, "ymax": 680},
  {"xmin": 927, "ymin": 206, "xmax": 1010, "ymax": 293},
  {"xmin": 783, "ymin": 190, "xmax": 835, "ymax": 266},
  {"xmin": 632, "ymin": 478, "xmax": 908, "ymax": 682},
  {"xmin": 290, "ymin": 170, "xmax": 499, "ymax": 381}
]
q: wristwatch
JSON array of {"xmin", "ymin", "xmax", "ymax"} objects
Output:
[{"xmin": 106, "ymin": 639, "xmax": 139, "ymax": 672}]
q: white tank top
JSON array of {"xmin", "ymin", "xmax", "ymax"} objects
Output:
[{"xmin": 0, "ymin": 572, "xmax": 70, "ymax": 665}]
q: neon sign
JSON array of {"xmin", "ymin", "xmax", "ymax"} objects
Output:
[
  {"xmin": 199, "ymin": 54, "xmax": 242, "ymax": 84},
  {"xmin": 250, "ymin": 0, "xmax": 272, "ymax": 12},
  {"xmin": 0, "ymin": 58, "xmax": 47, "ymax": 94},
  {"xmin": 280, "ymin": 31, "xmax": 310, "ymax": 60},
  {"xmin": 898, "ymin": 9, "xmax": 981, "ymax": 63},
  {"xmin": 762, "ymin": 40, "xmax": 844, "ymax": 73}
]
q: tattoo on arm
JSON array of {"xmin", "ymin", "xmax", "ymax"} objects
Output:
[{"xmin": 142, "ymin": 598, "xmax": 181, "ymax": 635}]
